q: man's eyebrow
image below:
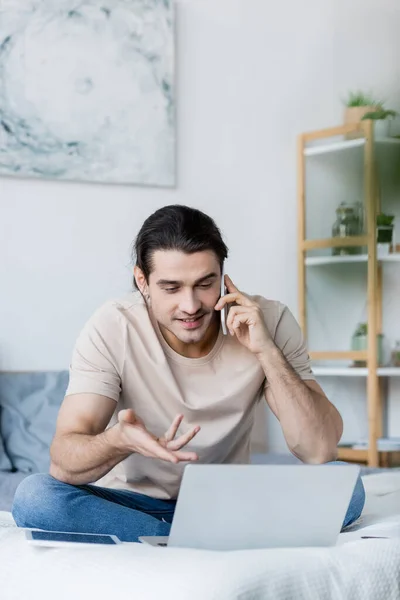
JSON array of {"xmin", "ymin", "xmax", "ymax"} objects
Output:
[
  {"xmin": 194, "ymin": 272, "xmax": 218, "ymax": 284},
  {"xmin": 156, "ymin": 279, "xmax": 182, "ymax": 286},
  {"xmin": 156, "ymin": 272, "xmax": 218, "ymax": 287}
]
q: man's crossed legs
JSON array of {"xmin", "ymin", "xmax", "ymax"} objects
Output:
[{"xmin": 12, "ymin": 461, "xmax": 365, "ymax": 543}]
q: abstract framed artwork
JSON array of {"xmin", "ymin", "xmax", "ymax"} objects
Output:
[{"xmin": 0, "ymin": 0, "xmax": 175, "ymax": 186}]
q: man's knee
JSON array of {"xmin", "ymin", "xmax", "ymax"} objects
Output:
[
  {"xmin": 12, "ymin": 473, "xmax": 64, "ymax": 528},
  {"xmin": 327, "ymin": 460, "xmax": 366, "ymax": 526}
]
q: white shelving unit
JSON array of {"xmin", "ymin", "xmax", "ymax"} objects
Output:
[
  {"xmin": 306, "ymin": 254, "xmax": 400, "ymax": 266},
  {"xmin": 312, "ymin": 367, "xmax": 400, "ymax": 377},
  {"xmin": 298, "ymin": 121, "xmax": 400, "ymax": 467},
  {"xmin": 305, "ymin": 136, "xmax": 400, "ymax": 156}
]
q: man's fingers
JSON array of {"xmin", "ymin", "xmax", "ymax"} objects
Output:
[
  {"xmin": 153, "ymin": 444, "xmax": 198, "ymax": 463},
  {"xmin": 224, "ymin": 274, "xmax": 239, "ymax": 294},
  {"xmin": 133, "ymin": 428, "xmax": 179, "ymax": 463},
  {"xmin": 215, "ymin": 291, "xmax": 253, "ymax": 310},
  {"xmin": 173, "ymin": 450, "xmax": 199, "ymax": 462},
  {"xmin": 144, "ymin": 438, "xmax": 180, "ymax": 463},
  {"xmin": 143, "ymin": 438, "xmax": 198, "ymax": 463},
  {"xmin": 167, "ymin": 426, "xmax": 201, "ymax": 451},
  {"xmin": 232, "ymin": 311, "xmax": 257, "ymax": 331},
  {"xmin": 125, "ymin": 413, "xmax": 200, "ymax": 463},
  {"xmin": 226, "ymin": 307, "xmax": 260, "ymax": 337},
  {"xmin": 226, "ymin": 306, "xmax": 251, "ymax": 336},
  {"xmin": 164, "ymin": 414, "xmax": 184, "ymax": 443}
]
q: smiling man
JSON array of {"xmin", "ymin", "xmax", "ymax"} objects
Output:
[{"xmin": 12, "ymin": 205, "xmax": 365, "ymax": 541}]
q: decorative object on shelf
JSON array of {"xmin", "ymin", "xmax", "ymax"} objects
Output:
[
  {"xmin": 361, "ymin": 108, "xmax": 398, "ymax": 140},
  {"xmin": 351, "ymin": 323, "xmax": 384, "ymax": 367},
  {"xmin": 331, "ymin": 201, "xmax": 363, "ymax": 255},
  {"xmin": 392, "ymin": 341, "xmax": 400, "ymax": 368},
  {"xmin": 0, "ymin": 0, "xmax": 175, "ymax": 187},
  {"xmin": 343, "ymin": 91, "xmax": 381, "ymax": 139},
  {"xmin": 376, "ymin": 213, "xmax": 395, "ymax": 257}
]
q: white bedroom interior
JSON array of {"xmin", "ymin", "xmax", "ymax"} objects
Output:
[
  {"xmin": 1, "ymin": 1, "xmax": 400, "ymax": 598},
  {"xmin": 2, "ymin": 0, "xmax": 400, "ymax": 453}
]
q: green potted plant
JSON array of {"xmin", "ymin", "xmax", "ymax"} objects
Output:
[
  {"xmin": 362, "ymin": 108, "xmax": 398, "ymax": 139},
  {"xmin": 343, "ymin": 91, "xmax": 381, "ymax": 138},
  {"xmin": 376, "ymin": 213, "xmax": 395, "ymax": 256},
  {"xmin": 351, "ymin": 322, "xmax": 384, "ymax": 367}
]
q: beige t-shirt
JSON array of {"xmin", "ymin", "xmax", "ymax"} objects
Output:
[{"xmin": 66, "ymin": 292, "xmax": 315, "ymax": 499}]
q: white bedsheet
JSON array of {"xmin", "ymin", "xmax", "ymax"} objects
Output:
[{"xmin": 1, "ymin": 473, "xmax": 400, "ymax": 600}]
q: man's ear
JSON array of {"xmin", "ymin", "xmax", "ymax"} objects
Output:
[{"xmin": 133, "ymin": 266, "xmax": 149, "ymax": 296}]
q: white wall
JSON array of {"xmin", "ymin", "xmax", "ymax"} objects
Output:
[{"xmin": 1, "ymin": 0, "xmax": 400, "ymax": 451}]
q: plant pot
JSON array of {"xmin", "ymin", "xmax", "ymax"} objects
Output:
[
  {"xmin": 344, "ymin": 106, "xmax": 379, "ymax": 139},
  {"xmin": 377, "ymin": 243, "xmax": 391, "ymax": 258},
  {"xmin": 351, "ymin": 333, "xmax": 384, "ymax": 367},
  {"xmin": 373, "ymin": 119, "xmax": 390, "ymax": 139}
]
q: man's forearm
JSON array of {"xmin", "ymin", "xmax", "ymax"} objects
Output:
[
  {"xmin": 258, "ymin": 343, "xmax": 342, "ymax": 463},
  {"xmin": 49, "ymin": 426, "xmax": 130, "ymax": 485}
]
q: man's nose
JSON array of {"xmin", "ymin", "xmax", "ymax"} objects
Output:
[{"xmin": 179, "ymin": 290, "xmax": 201, "ymax": 315}]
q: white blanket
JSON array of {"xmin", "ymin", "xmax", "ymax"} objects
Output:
[{"xmin": 1, "ymin": 473, "xmax": 400, "ymax": 600}]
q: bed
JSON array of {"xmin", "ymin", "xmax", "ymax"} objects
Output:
[{"xmin": 1, "ymin": 472, "xmax": 400, "ymax": 600}]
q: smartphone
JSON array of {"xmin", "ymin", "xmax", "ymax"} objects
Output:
[
  {"xmin": 220, "ymin": 264, "xmax": 228, "ymax": 335},
  {"xmin": 24, "ymin": 529, "xmax": 121, "ymax": 547}
]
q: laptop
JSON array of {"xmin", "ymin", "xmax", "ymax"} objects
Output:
[{"xmin": 139, "ymin": 463, "xmax": 360, "ymax": 551}]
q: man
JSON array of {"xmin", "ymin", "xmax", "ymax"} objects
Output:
[{"xmin": 12, "ymin": 205, "xmax": 365, "ymax": 541}]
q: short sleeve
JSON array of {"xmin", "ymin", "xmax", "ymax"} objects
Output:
[
  {"xmin": 65, "ymin": 303, "xmax": 124, "ymax": 402},
  {"xmin": 267, "ymin": 304, "xmax": 315, "ymax": 387}
]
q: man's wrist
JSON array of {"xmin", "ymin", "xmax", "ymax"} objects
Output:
[
  {"xmin": 255, "ymin": 340, "xmax": 280, "ymax": 369},
  {"xmin": 104, "ymin": 423, "xmax": 132, "ymax": 457}
]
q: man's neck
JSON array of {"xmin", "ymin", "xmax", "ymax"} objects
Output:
[{"xmin": 159, "ymin": 315, "xmax": 220, "ymax": 359}]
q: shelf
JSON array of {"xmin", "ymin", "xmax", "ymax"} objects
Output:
[
  {"xmin": 302, "ymin": 236, "xmax": 369, "ymax": 251},
  {"xmin": 353, "ymin": 442, "xmax": 400, "ymax": 451},
  {"xmin": 304, "ymin": 137, "xmax": 400, "ymax": 156},
  {"xmin": 310, "ymin": 351, "xmax": 368, "ymax": 361},
  {"xmin": 298, "ymin": 121, "xmax": 400, "ymax": 468},
  {"xmin": 338, "ymin": 447, "xmax": 400, "ymax": 465},
  {"xmin": 306, "ymin": 254, "xmax": 400, "ymax": 266},
  {"xmin": 337, "ymin": 448, "xmax": 368, "ymax": 462},
  {"xmin": 313, "ymin": 367, "xmax": 400, "ymax": 377}
]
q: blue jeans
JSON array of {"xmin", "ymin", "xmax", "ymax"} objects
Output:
[{"xmin": 12, "ymin": 461, "xmax": 365, "ymax": 543}]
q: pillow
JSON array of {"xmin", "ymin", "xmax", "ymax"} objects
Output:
[
  {"xmin": 0, "ymin": 407, "xmax": 12, "ymax": 471},
  {"xmin": 0, "ymin": 371, "xmax": 69, "ymax": 473}
]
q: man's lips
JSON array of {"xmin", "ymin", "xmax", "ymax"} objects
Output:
[{"xmin": 176, "ymin": 315, "xmax": 206, "ymax": 329}]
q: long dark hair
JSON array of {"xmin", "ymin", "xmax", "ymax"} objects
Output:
[{"xmin": 132, "ymin": 205, "xmax": 228, "ymax": 288}]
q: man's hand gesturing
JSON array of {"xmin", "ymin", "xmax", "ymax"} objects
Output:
[{"xmin": 117, "ymin": 409, "xmax": 200, "ymax": 464}]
